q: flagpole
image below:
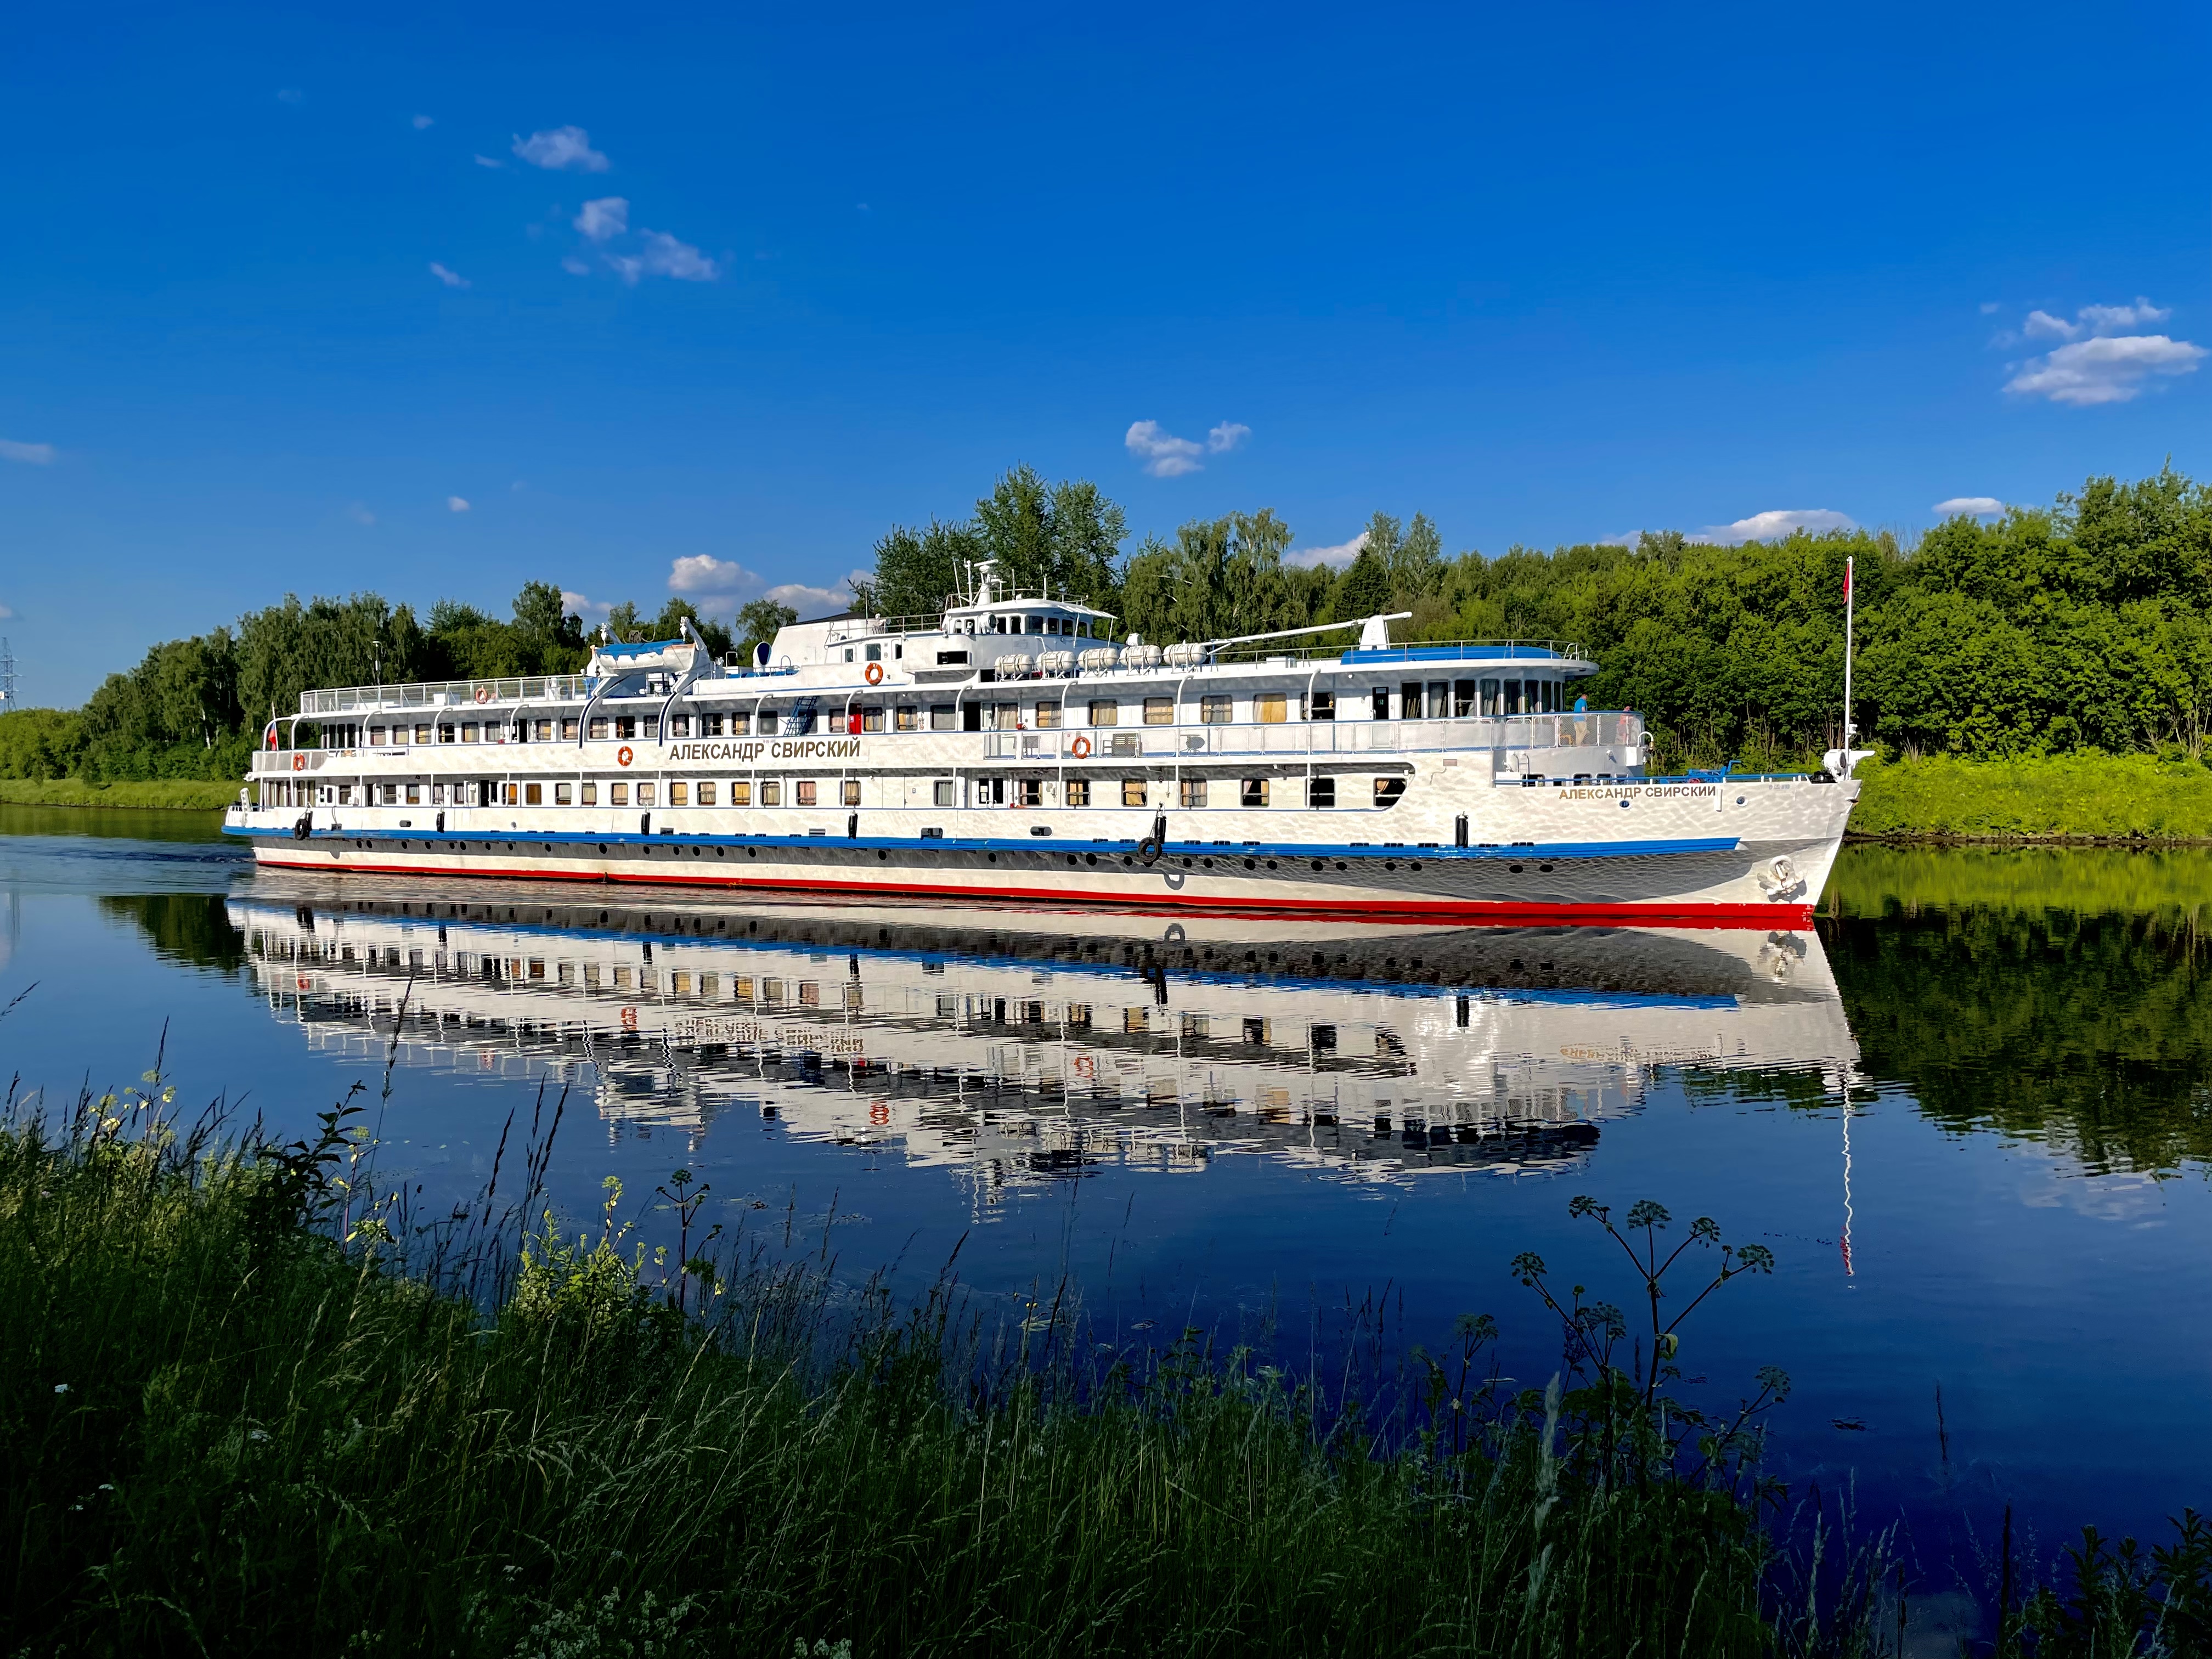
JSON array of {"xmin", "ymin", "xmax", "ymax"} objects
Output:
[{"xmin": 1842, "ymin": 555, "xmax": 1855, "ymax": 752}]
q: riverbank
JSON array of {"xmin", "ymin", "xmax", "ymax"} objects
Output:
[
  {"xmin": 0, "ymin": 777, "xmax": 239, "ymax": 811},
  {"xmin": 1848, "ymin": 752, "xmax": 2212, "ymax": 842},
  {"xmin": 3, "ymin": 1108, "xmax": 1882, "ymax": 1658}
]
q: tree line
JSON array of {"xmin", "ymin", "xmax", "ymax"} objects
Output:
[{"xmin": 5, "ymin": 462, "xmax": 2210, "ymax": 782}]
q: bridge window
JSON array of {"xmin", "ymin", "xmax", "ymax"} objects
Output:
[
  {"xmin": 1200, "ymin": 695, "xmax": 1233, "ymax": 724},
  {"xmin": 1255, "ymin": 694, "xmax": 1287, "ymax": 724},
  {"xmin": 1026, "ymin": 617, "xmax": 1045, "ymax": 635},
  {"xmin": 1180, "ymin": 778, "xmax": 1207, "ymax": 808},
  {"xmin": 1308, "ymin": 776, "xmax": 1336, "ymax": 808},
  {"xmin": 1374, "ymin": 777, "xmax": 1407, "ymax": 808},
  {"xmin": 1242, "ymin": 777, "xmax": 1269, "ymax": 806}
]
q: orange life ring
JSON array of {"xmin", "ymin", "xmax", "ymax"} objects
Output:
[
  {"xmin": 473, "ymin": 686, "xmax": 492, "ymax": 704},
  {"xmin": 617, "ymin": 746, "xmax": 634, "ymax": 767},
  {"xmin": 865, "ymin": 661, "xmax": 884, "ymax": 685},
  {"xmin": 868, "ymin": 1100, "xmax": 890, "ymax": 1125},
  {"xmin": 292, "ymin": 753, "xmax": 306, "ymax": 771},
  {"xmin": 1070, "ymin": 735, "xmax": 1091, "ymax": 759},
  {"xmin": 620, "ymin": 1007, "xmax": 638, "ymax": 1031}
]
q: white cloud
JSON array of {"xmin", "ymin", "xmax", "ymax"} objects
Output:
[
  {"xmin": 2079, "ymin": 297, "xmax": 2170, "ymax": 334},
  {"xmin": 2023, "ymin": 309, "xmax": 2079, "ymax": 342},
  {"xmin": 411, "ymin": 114, "xmax": 435, "ymax": 130},
  {"xmin": 428, "ymin": 262, "xmax": 470, "ymax": 289},
  {"xmin": 347, "ymin": 502, "xmax": 376, "ymax": 527},
  {"xmin": 1125, "ymin": 420, "xmax": 1205, "ymax": 477},
  {"xmin": 446, "ymin": 496, "xmax": 470, "ymax": 512},
  {"xmin": 606, "ymin": 230, "xmax": 720, "ymax": 284},
  {"xmin": 561, "ymin": 255, "xmax": 591, "ymax": 275},
  {"xmin": 0, "ymin": 601, "xmax": 14, "ymax": 618},
  {"xmin": 1206, "ymin": 421, "xmax": 1251, "ymax": 454},
  {"xmin": 561, "ymin": 590, "xmax": 611, "ymax": 618},
  {"xmin": 574, "ymin": 196, "xmax": 628, "ymax": 241},
  {"xmin": 2006, "ymin": 334, "xmax": 2207, "ymax": 406},
  {"xmin": 1287, "ymin": 529, "xmax": 1370, "ymax": 569},
  {"xmin": 0, "ymin": 439, "xmax": 55, "ymax": 465},
  {"xmin": 473, "ymin": 154, "xmax": 505, "ymax": 169},
  {"xmin": 669, "ymin": 554, "xmax": 757, "ymax": 594},
  {"xmin": 765, "ymin": 580, "xmax": 855, "ymax": 616},
  {"xmin": 1933, "ymin": 496, "xmax": 2004, "ymax": 516},
  {"xmin": 1979, "ymin": 301, "xmax": 2002, "ymax": 315},
  {"xmin": 512, "ymin": 126, "xmax": 610, "ymax": 172},
  {"xmin": 1695, "ymin": 509, "xmax": 1857, "ymax": 545}
]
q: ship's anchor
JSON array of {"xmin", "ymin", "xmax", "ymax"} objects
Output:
[{"xmin": 1755, "ymin": 855, "xmax": 1806, "ymax": 902}]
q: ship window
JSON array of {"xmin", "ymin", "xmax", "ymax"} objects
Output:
[
  {"xmin": 669, "ymin": 782, "xmax": 689, "ymax": 805},
  {"xmin": 637, "ymin": 783, "xmax": 657, "ymax": 806},
  {"xmin": 862, "ymin": 707, "xmax": 884, "ymax": 732},
  {"xmin": 1180, "ymin": 777, "xmax": 1207, "ymax": 808},
  {"xmin": 611, "ymin": 782, "xmax": 629, "ymax": 805},
  {"xmin": 504, "ymin": 783, "xmax": 519, "ymax": 806},
  {"xmin": 1088, "ymin": 701, "xmax": 1119, "ymax": 727},
  {"xmin": 1426, "ymin": 683, "xmax": 1448, "ymax": 720},
  {"xmin": 590, "ymin": 718, "xmax": 610, "ymax": 740},
  {"xmin": 1200, "ymin": 695, "xmax": 1233, "ymax": 724},
  {"xmin": 1374, "ymin": 777, "xmax": 1407, "ymax": 808},
  {"xmin": 616, "ymin": 716, "xmax": 635, "ymax": 740},
  {"xmin": 1479, "ymin": 679, "xmax": 1500, "ymax": 716},
  {"xmin": 1544, "ymin": 679, "xmax": 1560, "ymax": 713},
  {"xmin": 1400, "ymin": 683, "xmax": 1424, "ymax": 719},
  {"xmin": 1065, "ymin": 778, "xmax": 1091, "ymax": 806},
  {"xmin": 554, "ymin": 782, "xmax": 572, "ymax": 805},
  {"xmin": 642, "ymin": 717, "xmax": 659, "ymax": 740},
  {"xmin": 842, "ymin": 780, "xmax": 861, "ymax": 806},
  {"xmin": 1308, "ymin": 776, "xmax": 1336, "ymax": 808},
  {"xmin": 729, "ymin": 780, "xmax": 750, "ymax": 806},
  {"xmin": 414, "ymin": 724, "xmax": 432, "ymax": 744},
  {"xmin": 1122, "ymin": 778, "xmax": 1147, "ymax": 808},
  {"xmin": 843, "ymin": 648, "xmax": 854, "ymax": 663},
  {"xmin": 758, "ymin": 710, "xmax": 779, "ymax": 735},
  {"xmin": 933, "ymin": 780, "xmax": 955, "ymax": 807},
  {"xmin": 669, "ymin": 715, "xmax": 690, "ymax": 738},
  {"xmin": 1144, "ymin": 697, "xmax": 1173, "ymax": 725},
  {"xmin": 1076, "ymin": 620, "xmax": 1090, "ymax": 637},
  {"xmin": 994, "ymin": 702, "xmax": 1020, "ymax": 730},
  {"xmin": 1308, "ymin": 691, "xmax": 1335, "ymax": 721},
  {"xmin": 1453, "ymin": 680, "xmax": 1476, "ymax": 716},
  {"xmin": 405, "ymin": 783, "xmax": 421, "ymax": 805},
  {"xmin": 581, "ymin": 783, "xmax": 597, "ymax": 805},
  {"xmin": 1026, "ymin": 616, "xmax": 1045, "ymax": 635},
  {"xmin": 930, "ymin": 705, "xmax": 955, "ymax": 731},
  {"xmin": 438, "ymin": 723, "xmax": 455, "ymax": 743},
  {"xmin": 895, "ymin": 705, "xmax": 919, "ymax": 732},
  {"xmin": 1370, "ymin": 687, "xmax": 1389, "ymax": 720},
  {"xmin": 1014, "ymin": 778, "xmax": 1042, "ymax": 807},
  {"xmin": 728, "ymin": 710, "xmax": 751, "ymax": 734},
  {"xmin": 795, "ymin": 781, "xmax": 818, "ymax": 807},
  {"xmin": 1242, "ymin": 777, "xmax": 1269, "ymax": 806},
  {"xmin": 1256, "ymin": 694, "xmax": 1288, "ymax": 725},
  {"xmin": 431, "ymin": 783, "xmax": 446, "ymax": 805},
  {"xmin": 535, "ymin": 719, "xmax": 555, "ymax": 742},
  {"xmin": 702, "ymin": 712, "xmax": 724, "ymax": 736},
  {"xmin": 865, "ymin": 642, "xmax": 882, "ymax": 662},
  {"xmin": 1034, "ymin": 702, "xmax": 1062, "ymax": 729},
  {"xmin": 760, "ymin": 780, "xmax": 782, "ymax": 806}
]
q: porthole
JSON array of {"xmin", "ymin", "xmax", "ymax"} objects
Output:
[
  {"xmin": 988, "ymin": 853, "xmax": 998, "ymax": 864},
  {"xmin": 1538, "ymin": 862, "xmax": 1554, "ymax": 872},
  {"xmin": 1086, "ymin": 853, "xmax": 1098, "ymax": 866},
  {"xmin": 1265, "ymin": 860, "xmax": 1278, "ymax": 871},
  {"xmin": 882, "ymin": 850, "xmax": 891, "ymax": 861},
  {"xmin": 1243, "ymin": 859, "xmax": 1255, "ymax": 871},
  {"xmin": 747, "ymin": 847, "xmax": 758, "ymax": 859},
  {"xmin": 1509, "ymin": 864, "xmax": 1525, "ymax": 873},
  {"xmin": 1735, "ymin": 795, "xmax": 1746, "ymax": 805},
  {"xmin": 1620, "ymin": 800, "xmax": 1631, "ymax": 809},
  {"xmin": 1407, "ymin": 861, "xmax": 1420, "ymax": 872},
  {"xmin": 1201, "ymin": 857, "xmax": 1214, "ymax": 868},
  {"xmin": 1334, "ymin": 861, "xmax": 1347, "ymax": 871},
  {"xmin": 715, "ymin": 847, "xmax": 725, "ymax": 856},
  {"xmin": 1066, "ymin": 854, "xmax": 1077, "ymax": 866},
  {"xmin": 1383, "ymin": 861, "xmax": 1397, "ymax": 871},
  {"xmin": 1310, "ymin": 860, "xmax": 1324, "ymax": 871}
]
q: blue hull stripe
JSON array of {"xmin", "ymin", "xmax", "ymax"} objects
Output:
[{"xmin": 227, "ymin": 824, "xmax": 1739, "ymax": 861}]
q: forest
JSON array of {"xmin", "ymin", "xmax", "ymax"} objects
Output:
[{"xmin": 4, "ymin": 462, "xmax": 2210, "ymax": 781}]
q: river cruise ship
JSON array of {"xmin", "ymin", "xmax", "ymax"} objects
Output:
[{"xmin": 226, "ymin": 567, "xmax": 1860, "ymax": 924}]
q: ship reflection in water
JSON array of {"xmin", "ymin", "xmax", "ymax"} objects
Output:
[{"xmin": 228, "ymin": 876, "xmax": 1859, "ymax": 1198}]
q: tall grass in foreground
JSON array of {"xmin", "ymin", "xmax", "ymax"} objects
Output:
[{"xmin": 1, "ymin": 1083, "xmax": 2203, "ymax": 1657}]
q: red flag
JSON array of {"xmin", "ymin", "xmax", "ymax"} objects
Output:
[{"xmin": 1843, "ymin": 559, "xmax": 1853, "ymax": 605}]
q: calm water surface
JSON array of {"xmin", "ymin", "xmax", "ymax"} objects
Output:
[{"xmin": 4, "ymin": 807, "xmax": 2209, "ymax": 1570}]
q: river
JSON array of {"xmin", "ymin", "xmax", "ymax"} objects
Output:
[{"xmin": 3, "ymin": 806, "xmax": 2207, "ymax": 1578}]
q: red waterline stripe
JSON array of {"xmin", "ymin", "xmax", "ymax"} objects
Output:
[{"xmin": 251, "ymin": 852, "xmax": 1815, "ymax": 931}]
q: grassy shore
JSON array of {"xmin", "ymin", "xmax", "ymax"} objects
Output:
[
  {"xmin": 1849, "ymin": 753, "xmax": 2212, "ymax": 842},
  {"xmin": 2, "ymin": 1096, "xmax": 1905, "ymax": 1659},
  {"xmin": 0, "ymin": 777, "xmax": 239, "ymax": 811}
]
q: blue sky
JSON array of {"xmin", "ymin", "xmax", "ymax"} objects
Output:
[{"xmin": 3, "ymin": 1, "xmax": 2208, "ymax": 704}]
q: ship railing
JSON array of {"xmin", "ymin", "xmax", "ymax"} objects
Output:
[
  {"xmin": 297, "ymin": 675, "xmax": 591, "ymax": 715},
  {"xmin": 979, "ymin": 712, "xmax": 1644, "ymax": 760}
]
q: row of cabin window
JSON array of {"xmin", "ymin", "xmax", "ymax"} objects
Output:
[
  {"xmin": 347, "ymin": 680, "xmax": 1569, "ymax": 749},
  {"xmin": 301, "ymin": 775, "xmax": 1400, "ymax": 811}
]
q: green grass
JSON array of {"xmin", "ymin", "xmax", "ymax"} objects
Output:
[
  {"xmin": 2, "ymin": 1090, "xmax": 1911, "ymax": 1659},
  {"xmin": 1850, "ymin": 753, "xmax": 2212, "ymax": 842},
  {"xmin": 0, "ymin": 777, "xmax": 242, "ymax": 811}
]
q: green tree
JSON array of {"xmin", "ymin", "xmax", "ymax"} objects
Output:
[{"xmin": 735, "ymin": 600, "xmax": 799, "ymax": 664}]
